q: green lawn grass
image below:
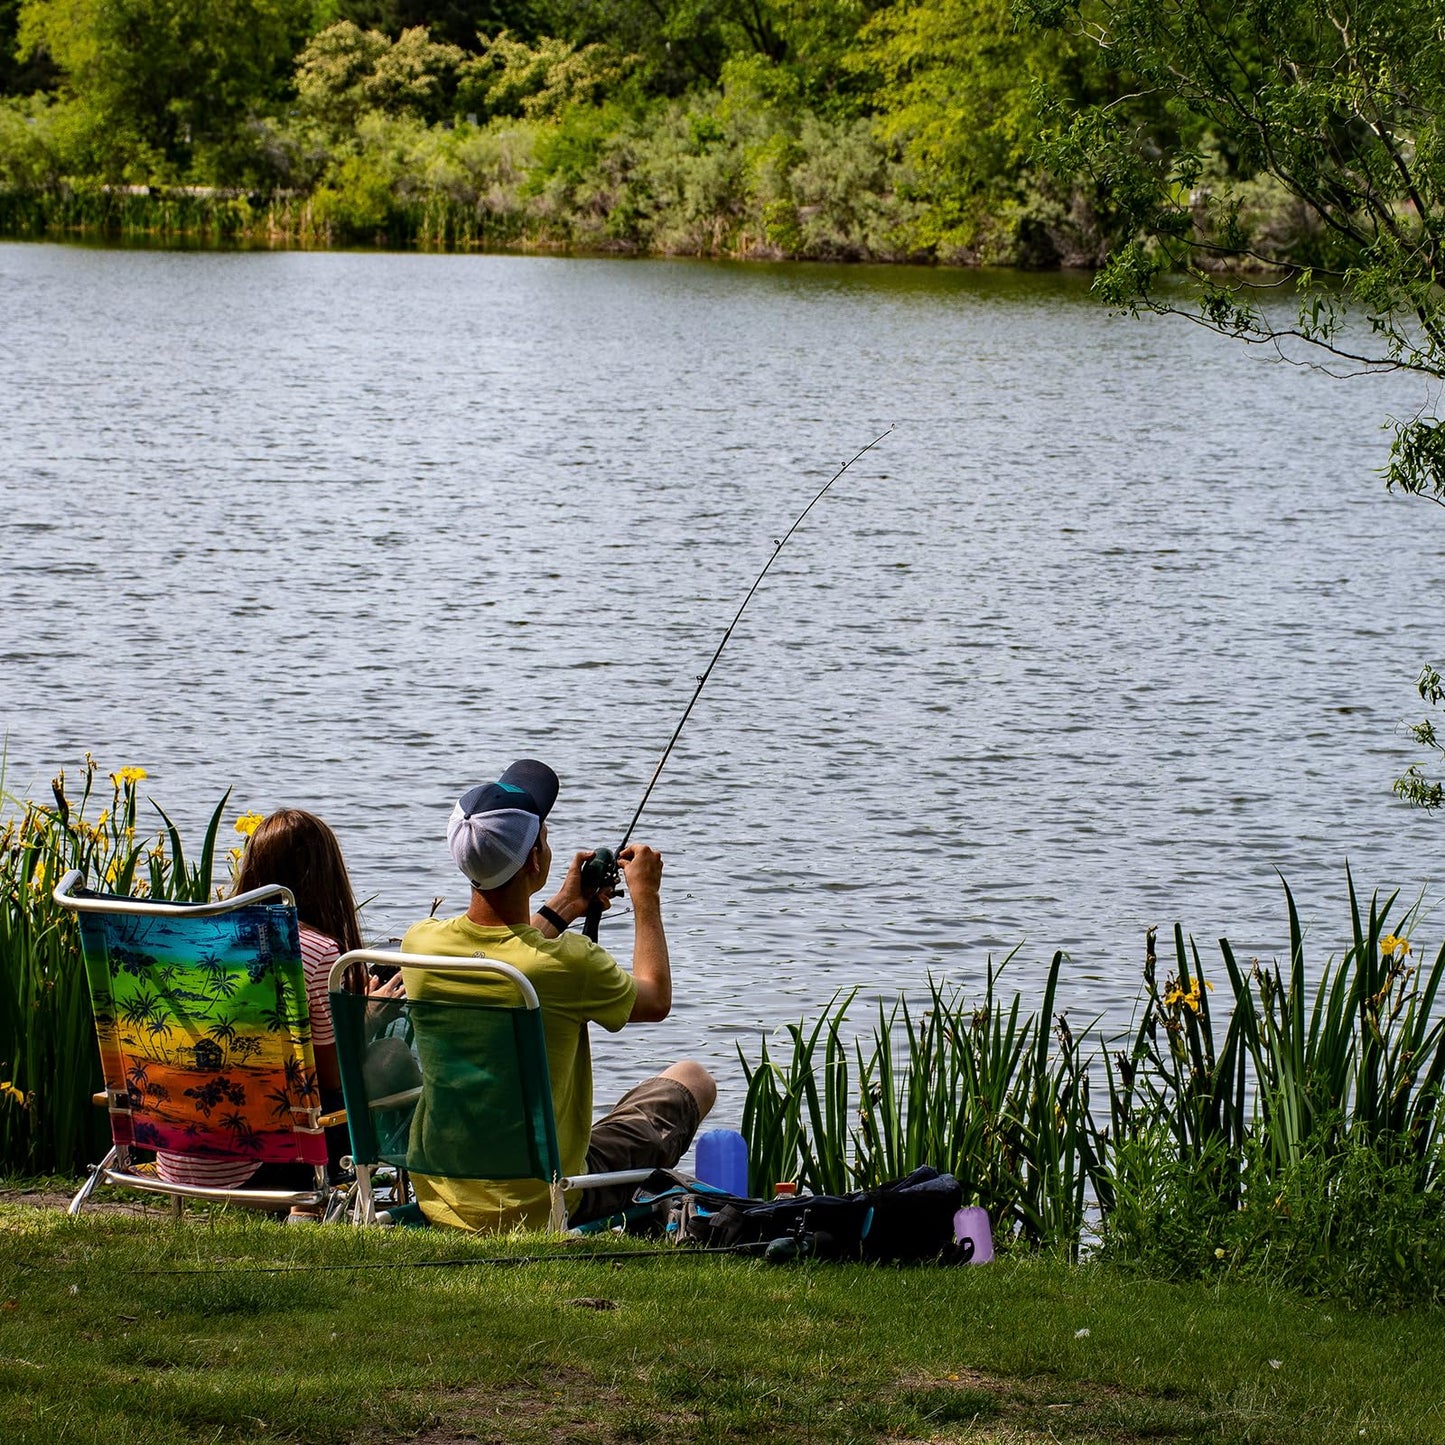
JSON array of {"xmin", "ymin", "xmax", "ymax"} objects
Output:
[{"xmin": 2, "ymin": 1199, "xmax": 1443, "ymax": 1444}]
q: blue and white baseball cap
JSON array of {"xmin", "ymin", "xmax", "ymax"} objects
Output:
[{"xmin": 447, "ymin": 760, "xmax": 560, "ymax": 889}]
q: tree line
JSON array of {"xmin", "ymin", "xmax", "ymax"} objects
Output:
[
  {"xmin": 4, "ymin": 1, "xmax": 1436, "ymax": 283},
  {"xmin": 3, "ymin": 1, "xmax": 1439, "ymax": 289},
  {"xmin": 0, "ymin": 0, "xmax": 1189, "ymax": 266}
]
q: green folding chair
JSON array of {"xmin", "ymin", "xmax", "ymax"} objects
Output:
[
  {"xmin": 328, "ymin": 952, "xmax": 655, "ymax": 1229},
  {"xmin": 55, "ymin": 868, "xmax": 338, "ymax": 1218}
]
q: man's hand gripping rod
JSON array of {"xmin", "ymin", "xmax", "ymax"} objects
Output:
[{"xmin": 579, "ymin": 427, "xmax": 894, "ymax": 940}]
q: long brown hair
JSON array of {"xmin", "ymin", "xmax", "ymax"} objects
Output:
[{"xmin": 234, "ymin": 809, "xmax": 363, "ymax": 954}]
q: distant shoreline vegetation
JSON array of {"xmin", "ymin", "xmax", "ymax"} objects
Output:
[
  {"xmin": 0, "ymin": 184, "xmax": 1049, "ymax": 263},
  {"xmin": 0, "ymin": 7, "xmax": 1312, "ymax": 268},
  {"xmin": 0, "ymin": 65, "xmax": 1096, "ymax": 265}
]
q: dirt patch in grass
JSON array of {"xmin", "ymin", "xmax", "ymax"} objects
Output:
[
  {"xmin": 388, "ymin": 1365, "xmax": 1215, "ymax": 1445},
  {"xmin": 0, "ymin": 1185, "xmax": 167, "ymax": 1217},
  {"xmin": 894, "ymin": 1367, "xmax": 1216, "ymax": 1443},
  {"xmin": 398, "ymin": 1372, "xmax": 700, "ymax": 1445}
]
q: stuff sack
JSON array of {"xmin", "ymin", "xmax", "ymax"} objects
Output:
[{"xmin": 643, "ymin": 1165, "xmax": 970, "ymax": 1263}]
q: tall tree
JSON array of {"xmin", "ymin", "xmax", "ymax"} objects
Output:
[
  {"xmin": 294, "ymin": 21, "xmax": 466, "ymax": 129},
  {"xmin": 1025, "ymin": 0, "xmax": 1445, "ymax": 495},
  {"xmin": 854, "ymin": 0, "xmax": 1105, "ymax": 263},
  {"xmin": 1024, "ymin": 0, "xmax": 1445, "ymax": 805},
  {"xmin": 332, "ymin": 0, "xmax": 543, "ymax": 49},
  {"xmin": 18, "ymin": 0, "xmax": 315, "ymax": 178},
  {"xmin": 1, "ymin": 0, "xmax": 56, "ymax": 92},
  {"xmin": 538, "ymin": 0, "xmax": 876, "ymax": 97}
]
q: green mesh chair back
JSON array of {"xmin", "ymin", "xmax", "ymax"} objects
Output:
[
  {"xmin": 330, "ymin": 947, "xmax": 658, "ymax": 1231},
  {"xmin": 54, "ymin": 870, "xmax": 331, "ymax": 1216},
  {"xmin": 330, "ymin": 989, "xmax": 561, "ymax": 1182},
  {"xmin": 330, "ymin": 952, "xmax": 662, "ymax": 1230}
]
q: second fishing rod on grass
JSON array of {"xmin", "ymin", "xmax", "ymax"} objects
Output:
[{"xmin": 573, "ymin": 426, "xmax": 893, "ymax": 942}]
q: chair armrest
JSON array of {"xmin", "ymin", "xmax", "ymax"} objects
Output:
[
  {"xmin": 369, "ymin": 1087, "xmax": 423, "ymax": 1111},
  {"xmin": 561, "ymin": 1168, "xmax": 658, "ymax": 1192}
]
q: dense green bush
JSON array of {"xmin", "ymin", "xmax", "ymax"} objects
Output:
[
  {"xmin": 0, "ymin": 93, "xmax": 64, "ymax": 188},
  {"xmin": 0, "ymin": 0, "xmax": 1409, "ymax": 266},
  {"xmin": 1103, "ymin": 1126, "xmax": 1445, "ymax": 1311},
  {"xmin": 0, "ymin": 8, "xmax": 1114, "ymax": 262}
]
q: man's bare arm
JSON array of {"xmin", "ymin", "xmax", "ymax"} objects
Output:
[{"xmin": 620, "ymin": 844, "xmax": 671, "ymax": 1022}]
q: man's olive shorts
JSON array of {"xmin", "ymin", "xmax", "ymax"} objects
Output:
[{"xmin": 572, "ymin": 1075, "xmax": 701, "ymax": 1224}]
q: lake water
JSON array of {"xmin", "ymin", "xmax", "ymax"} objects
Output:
[{"xmin": 3, "ymin": 241, "xmax": 1442, "ymax": 1124}]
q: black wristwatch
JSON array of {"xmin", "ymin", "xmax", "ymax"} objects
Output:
[{"xmin": 536, "ymin": 904, "xmax": 569, "ymax": 934}]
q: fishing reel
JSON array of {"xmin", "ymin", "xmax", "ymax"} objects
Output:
[
  {"xmin": 581, "ymin": 846, "xmax": 619, "ymax": 897},
  {"xmin": 580, "ymin": 846, "xmax": 621, "ymax": 941}
]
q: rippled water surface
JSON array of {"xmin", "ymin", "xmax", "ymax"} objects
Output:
[{"xmin": 3, "ymin": 242, "xmax": 1441, "ymax": 1119}]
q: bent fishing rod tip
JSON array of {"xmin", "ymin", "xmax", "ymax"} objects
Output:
[{"xmin": 611, "ymin": 424, "xmax": 895, "ymax": 854}]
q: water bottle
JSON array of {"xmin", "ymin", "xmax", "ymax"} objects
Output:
[
  {"xmin": 695, "ymin": 1128, "xmax": 749, "ymax": 1197},
  {"xmin": 953, "ymin": 1205, "xmax": 994, "ymax": 1264}
]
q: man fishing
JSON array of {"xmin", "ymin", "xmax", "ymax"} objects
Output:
[{"xmin": 401, "ymin": 758, "xmax": 716, "ymax": 1232}]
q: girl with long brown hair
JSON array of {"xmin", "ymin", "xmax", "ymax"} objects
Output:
[{"xmin": 155, "ymin": 808, "xmax": 399, "ymax": 1201}]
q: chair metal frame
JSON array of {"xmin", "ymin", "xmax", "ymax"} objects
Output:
[
  {"xmin": 55, "ymin": 868, "xmax": 337, "ymax": 1218},
  {"xmin": 330, "ymin": 950, "xmax": 654, "ymax": 1230}
]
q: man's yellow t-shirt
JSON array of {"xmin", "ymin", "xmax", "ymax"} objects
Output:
[{"xmin": 399, "ymin": 915, "xmax": 636, "ymax": 1231}]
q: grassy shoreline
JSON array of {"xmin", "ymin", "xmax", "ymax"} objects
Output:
[
  {"xmin": 3, "ymin": 1199, "xmax": 1442, "ymax": 1444},
  {"xmin": 0, "ymin": 184, "xmax": 933, "ymax": 261}
]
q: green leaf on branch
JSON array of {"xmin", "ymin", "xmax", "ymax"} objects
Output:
[
  {"xmin": 1393, "ymin": 766, "xmax": 1443, "ymax": 811},
  {"xmin": 1093, "ymin": 239, "xmax": 1163, "ymax": 310},
  {"xmin": 1386, "ymin": 416, "xmax": 1445, "ymax": 500},
  {"xmin": 1394, "ymin": 666, "xmax": 1445, "ymax": 810}
]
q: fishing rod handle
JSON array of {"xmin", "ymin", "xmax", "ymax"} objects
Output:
[{"xmin": 582, "ymin": 897, "xmax": 604, "ymax": 942}]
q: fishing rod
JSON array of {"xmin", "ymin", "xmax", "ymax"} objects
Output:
[{"xmin": 580, "ymin": 426, "xmax": 893, "ymax": 940}]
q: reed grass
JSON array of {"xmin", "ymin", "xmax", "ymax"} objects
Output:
[
  {"xmin": 1228, "ymin": 871, "xmax": 1445, "ymax": 1179},
  {"xmin": 740, "ymin": 951, "xmax": 1093, "ymax": 1252},
  {"xmin": 0, "ymin": 756, "xmax": 231, "ymax": 1174},
  {"xmin": 0, "ymin": 185, "xmax": 579, "ymax": 252},
  {"xmin": 740, "ymin": 873, "xmax": 1445, "ymax": 1305}
]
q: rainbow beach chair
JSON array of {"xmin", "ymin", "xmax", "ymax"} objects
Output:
[{"xmin": 55, "ymin": 869, "xmax": 338, "ymax": 1217}]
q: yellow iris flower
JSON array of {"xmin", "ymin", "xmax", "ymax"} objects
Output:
[
  {"xmin": 234, "ymin": 812, "xmax": 264, "ymax": 838},
  {"xmin": 1163, "ymin": 979, "xmax": 1214, "ymax": 1013}
]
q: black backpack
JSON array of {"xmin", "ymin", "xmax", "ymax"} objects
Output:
[{"xmin": 639, "ymin": 1165, "xmax": 972, "ymax": 1263}]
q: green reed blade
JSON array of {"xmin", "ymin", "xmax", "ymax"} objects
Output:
[
  {"xmin": 193, "ymin": 788, "xmax": 231, "ymax": 903},
  {"xmin": 822, "ymin": 998, "xmax": 854, "ymax": 1189},
  {"xmin": 1285, "ymin": 879, "xmax": 1308, "ymax": 1092},
  {"xmin": 151, "ymin": 800, "xmax": 188, "ymax": 894}
]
